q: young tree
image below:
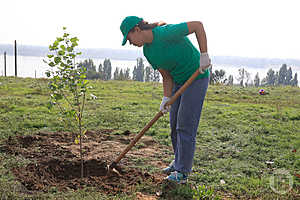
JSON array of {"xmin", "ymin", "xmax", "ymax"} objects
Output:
[
  {"xmin": 254, "ymin": 72, "xmax": 260, "ymax": 87},
  {"xmin": 44, "ymin": 27, "xmax": 89, "ymax": 178}
]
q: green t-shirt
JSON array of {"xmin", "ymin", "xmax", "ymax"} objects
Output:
[{"xmin": 143, "ymin": 22, "xmax": 209, "ymax": 85}]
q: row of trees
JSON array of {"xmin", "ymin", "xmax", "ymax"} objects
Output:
[
  {"xmin": 79, "ymin": 58, "xmax": 298, "ymax": 87},
  {"xmin": 209, "ymin": 64, "xmax": 298, "ymax": 87},
  {"xmin": 78, "ymin": 58, "xmax": 160, "ymax": 82},
  {"xmin": 259, "ymin": 64, "xmax": 298, "ymax": 86}
]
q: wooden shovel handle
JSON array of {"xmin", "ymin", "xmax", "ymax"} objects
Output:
[{"xmin": 111, "ymin": 65, "xmax": 210, "ymax": 165}]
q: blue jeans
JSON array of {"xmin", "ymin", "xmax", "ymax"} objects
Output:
[{"xmin": 170, "ymin": 78, "xmax": 209, "ymax": 174}]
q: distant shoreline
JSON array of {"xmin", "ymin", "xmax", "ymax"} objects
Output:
[{"xmin": 1, "ymin": 44, "xmax": 300, "ymax": 68}]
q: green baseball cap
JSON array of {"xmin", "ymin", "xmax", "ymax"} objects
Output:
[{"xmin": 120, "ymin": 16, "xmax": 143, "ymax": 46}]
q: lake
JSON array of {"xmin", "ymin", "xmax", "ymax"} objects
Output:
[{"xmin": 0, "ymin": 55, "xmax": 299, "ymax": 85}]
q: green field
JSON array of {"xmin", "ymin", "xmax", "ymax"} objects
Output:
[{"xmin": 0, "ymin": 76, "xmax": 299, "ymax": 199}]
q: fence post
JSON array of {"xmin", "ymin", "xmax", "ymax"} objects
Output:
[
  {"xmin": 4, "ymin": 51, "xmax": 7, "ymax": 77},
  {"xmin": 14, "ymin": 40, "xmax": 17, "ymax": 77}
]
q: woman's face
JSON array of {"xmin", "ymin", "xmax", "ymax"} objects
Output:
[{"xmin": 127, "ymin": 27, "xmax": 144, "ymax": 47}]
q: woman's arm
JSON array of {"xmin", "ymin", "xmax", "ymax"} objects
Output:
[
  {"xmin": 158, "ymin": 68, "xmax": 173, "ymax": 97},
  {"xmin": 186, "ymin": 21, "xmax": 208, "ymax": 53}
]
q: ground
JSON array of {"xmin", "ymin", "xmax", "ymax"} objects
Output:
[
  {"xmin": 0, "ymin": 77, "xmax": 299, "ymax": 199},
  {"xmin": 1, "ymin": 129, "xmax": 167, "ymax": 199}
]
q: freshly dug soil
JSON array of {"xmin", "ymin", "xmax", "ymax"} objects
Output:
[{"xmin": 1, "ymin": 130, "xmax": 168, "ymax": 194}]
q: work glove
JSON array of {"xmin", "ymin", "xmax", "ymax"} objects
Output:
[
  {"xmin": 199, "ymin": 52, "xmax": 211, "ymax": 73},
  {"xmin": 160, "ymin": 96, "xmax": 171, "ymax": 114}
]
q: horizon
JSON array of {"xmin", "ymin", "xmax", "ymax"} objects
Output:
[{"xmin": 1, "ymin": 43, "xmax": 300, "ymax": 62}]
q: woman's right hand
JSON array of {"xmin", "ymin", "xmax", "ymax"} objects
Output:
[
  {"xmin": 199, "ymin": 53, "xmax": 211, "ymax": 73},
  {"xmin": 160, "ymin": 96, "xmax": 171, "ymax": 114}
]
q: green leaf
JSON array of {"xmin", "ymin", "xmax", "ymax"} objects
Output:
[
  {"xmin": 63, "ymin": 33, "xmax": 70, "ymax": 38},
  {"xmin": 58, "ymin": 50, "xmax": 65, "ymax": 56},
  {"xmin": 60, "ymin": 45, "xmax": 66, "ymax": 50},
  {"xmin": 49, "ymin": 62, "xmax": 56, "ymax": 67},
  {"xmin": 53, "ymin": 40, "xmax": 59, "ymax": 47},
  {"xmin": 63, "ymin": 27, "xmax": 67, "ymax": 30},
  {"xmin": 67, "ymin": 47, "xmax": 73, "ymax": 52},
  {"xmin": 47, "ymin": 54, "xmax": 54, "ymax": 58},
  {"xmin": 70, "ymin": 37, "xmax": 78, "ymax": 43},
  {"xmin": 54, "ymin": 57, "xmax": 61, "ymax": 64},
  {"xmin": 56, "ymin": 37, "xmax": 63, "ymax": 42},
  {"xmin": 45, "ymin": 71, "xmax": 51, "ymax": 77}
]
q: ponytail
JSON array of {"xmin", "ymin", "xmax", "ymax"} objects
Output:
[{"xmin": 137, "ymin": 20, "xmax": 158, "ymax": 30}]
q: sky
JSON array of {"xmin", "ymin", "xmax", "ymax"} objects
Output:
[{"xmin": 1, "ymin": 0, "xmax": 300, "ymax": 59}]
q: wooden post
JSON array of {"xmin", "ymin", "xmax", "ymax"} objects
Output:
[
  {"xmin": 4, "ymin": 52, "xmax": 7, "ymax": 77},
  {"xmin": 14, "ymin": 40, "xmax": 17, "ymax": 77}
]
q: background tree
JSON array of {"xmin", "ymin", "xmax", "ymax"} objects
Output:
[
  {"xmin": 212, "ymin": 69, "xmax": 226, "ymax": 84},
  {"xmin": 254, "ymin": 72, "xmax": 260, "ymax": 87},
  {"xmin": 132, "ymin": 66, "xmax": 137, "ymax": 81},
  {"xmin": 274, "ymin": 71, "xmax": 279, "ymax": 86},
  {"xmin": 265, "ymin": 69, "xmax": 276, "ymax": 86},
  {"xmin": 236, "ymin": 68, "xmax": 246, "ymax": 87},
  {"xmin": 103, "ymin": 58, "xmax": 112, "ymax": 81},
  {"xmin": 227, "ymin": 75, "xmax": 234, "ymax": 86},
  {"xmin": 145, "ymin": 66, "xmax": 153, "ymax": 82},
  {"xmin": 278, "ymin": 64, "xmax": 287, "ymax": 85},
  {"xmin": 119, "ymin": 69, "xmax": 125, "ymax": 80},
  {"xmin": 98, "ymin": 63, "xmax": 105, "ymax": 80},
  {"xmin": 113, "ymin": 67, "xmax": 119, "ymax": 80},
  {"xmin": 78, "ymin": 59, "xmax": 100, "ymax": 80},
  {"xmin": 286, "ymin": 67, "xmax": 293, "ymax": 85},
  {"xmin": 291, "ymin": 73, "xmax": 298, "ymax": 86},
  {"xmin": 124, "ymin": 68, "xmax": 131, "ymax": 80},
  {"xmin": 135, "ymin": 58, "xmax": 145, "ymax": 82},
  {"xmin": 153, "ymin": 69, "xmax": 160, "ymax": 82}
]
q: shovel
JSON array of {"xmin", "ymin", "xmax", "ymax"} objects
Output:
[{"xmin": 107, "ymin": 64, "xmax": 211, "ymax": 174}]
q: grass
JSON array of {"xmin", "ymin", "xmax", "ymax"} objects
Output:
[{"xmin": 0, "ymin": 76, "xmax": 299, "ymax": 199}]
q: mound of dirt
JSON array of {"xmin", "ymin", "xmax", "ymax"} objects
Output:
[{"xmin": 1, "ymin": 130, "xmax": 170, "ymax": 194}]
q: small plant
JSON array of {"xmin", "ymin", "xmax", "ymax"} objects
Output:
[
  {"xmin": 44, "ymin": 27, "xmax": 88, "ymax": 178},
  {"xmin": 193, "ymin": 184, "xmax": 220, "ymax": 200}
]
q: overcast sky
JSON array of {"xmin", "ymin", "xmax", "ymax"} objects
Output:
[{"xmin": 1, "ymin": 0, "xmax": 299, "ymax": 59}]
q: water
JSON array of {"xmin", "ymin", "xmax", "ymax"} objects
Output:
[{"xmin": 0, "ymin": 55, "xmax": 299, "ymax": 85}]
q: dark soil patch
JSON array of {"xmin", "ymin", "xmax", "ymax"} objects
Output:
[{"xmin": 1, "ymin": 130, "xmax": 168, "ymax": 194}]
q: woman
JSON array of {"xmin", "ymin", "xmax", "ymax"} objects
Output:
[{"xmin": 120, "ymin": 16, "xmax": 211, "ymax": 184}]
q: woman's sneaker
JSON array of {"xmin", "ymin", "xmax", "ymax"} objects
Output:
[
  {"xmin": 165, "ymin": 171, "xmax": 188, "ymax": 184},
  {"xmin": 162, "ymin": 160, "xmax": 175, "ymax": 174}
]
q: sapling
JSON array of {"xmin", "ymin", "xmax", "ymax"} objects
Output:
[{"xmin": 44, "ymin": 27, "xmax": 88, "ymax": 178}]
